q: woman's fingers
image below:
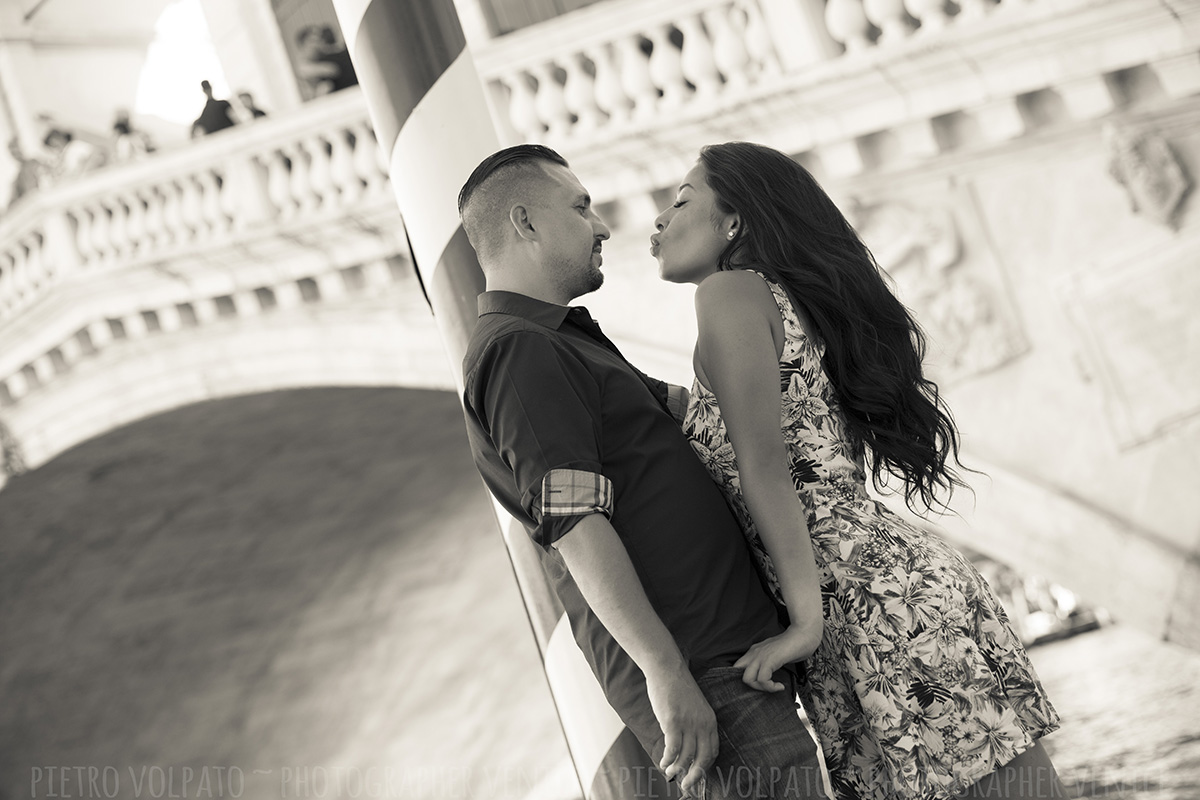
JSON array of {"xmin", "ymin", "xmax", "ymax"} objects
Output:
[{"xmin": 740, "ymin": 648, "xmax": 787, "ymax": 692}]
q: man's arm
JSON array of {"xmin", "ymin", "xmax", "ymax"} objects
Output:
[{"xmin": 554, "ymin": 514, "xmax": 715, "ymax": 797}]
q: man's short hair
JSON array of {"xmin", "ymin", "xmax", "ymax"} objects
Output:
[{"xmin": 457, "ymin": 144, "xmax": 569, "ymax": 265}]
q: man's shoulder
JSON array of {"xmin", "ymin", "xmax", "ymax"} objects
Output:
[{"xmin": 463, "ymin": 314, "xmax": 561, "ymax": 379}]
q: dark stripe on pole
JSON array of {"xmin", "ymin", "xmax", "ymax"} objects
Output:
[{"xmin": 352, "ymin": 0, "xmax": 468, "ymax": 153}]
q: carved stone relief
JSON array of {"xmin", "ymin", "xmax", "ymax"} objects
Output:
[
  {"xmin": 1103, "ymin": 123, "xmax": 1191, "ymax": 230},
  {"xmin": 846, "ymin": 196, "xmax": 1026, "ymax": 382},
  {"xmin": 1059, "ymin": 234, "xmax": 1200, "ymax": 448}
]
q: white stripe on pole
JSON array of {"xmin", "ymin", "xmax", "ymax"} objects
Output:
[
  {"xmin": 389, "ymin": 51, "xmax": 498, "ymax": 282},
  {"xmin": 544, "ymin": 615, "xmax": 629, "ymax": 789},
  {"xmin": 334, "ymin": 0, "xmax": 373, "ymax": 52}
]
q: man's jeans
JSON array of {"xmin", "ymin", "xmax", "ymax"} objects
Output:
[{"xmin": 692, "ymin": 665, "xmax": 828, "ymax": 800}]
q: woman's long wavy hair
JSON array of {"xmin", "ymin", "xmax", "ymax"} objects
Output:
[{"xmin": 699, "ymin": 142, "xmax": 969, "ymax": 512}]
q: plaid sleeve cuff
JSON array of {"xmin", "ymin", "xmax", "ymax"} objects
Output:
[
  {"xmin": 541, "ymin": 468, "xmax": 614, "ymax": 519},
  {"xmin": 665, "ymin": 383, "xmax": 688, "ymax": 425}
]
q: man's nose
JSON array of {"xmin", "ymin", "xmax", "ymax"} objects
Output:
[{"xmin": 592, "ymin": 214, "xmax": 610, "ymax": 240}]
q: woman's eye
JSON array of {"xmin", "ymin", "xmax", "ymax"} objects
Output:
[{"xmin": 672, "ymin": 201, "xmax": 685, "ymax": 208}]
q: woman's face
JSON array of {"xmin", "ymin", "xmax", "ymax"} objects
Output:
[{"xmin": 651, "ymin": 162, "xmax": 736, "ymax": 285}]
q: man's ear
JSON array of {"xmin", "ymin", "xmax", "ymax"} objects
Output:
[{"xmin": 510, "ymin": 204, "xmax": 537, "ymax": 241}]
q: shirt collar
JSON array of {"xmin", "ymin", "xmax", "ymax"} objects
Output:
[{"xmin": 478, "ymin": 290, "xmax": 579, "ymax": 330}]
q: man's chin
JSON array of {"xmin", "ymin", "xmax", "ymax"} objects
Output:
[{"xmin": 576, "ymin": 270, "xmax": 604, "ymax": 298}]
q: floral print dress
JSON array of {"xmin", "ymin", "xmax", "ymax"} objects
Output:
[{"xmin": 682, "ymin": 272, "xmax": 1060, "ymax": 800}]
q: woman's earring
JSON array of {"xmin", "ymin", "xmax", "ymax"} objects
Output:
[{"xmin": 727, "ymin": 230, "xmax": 735, "ymax": 239}]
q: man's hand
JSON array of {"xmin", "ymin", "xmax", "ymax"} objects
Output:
[
  {"xmin": 734, "ymin": 623, "xmax": 820, "ymax": 692},
  {"xmin": 648, "ymin": 663, "xmax": 719, "ymax": 797}
]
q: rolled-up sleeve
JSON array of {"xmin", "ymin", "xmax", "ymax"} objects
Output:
[{"xmin": 468, "ymin": 331, "xmax": 613, "ymax": 547}]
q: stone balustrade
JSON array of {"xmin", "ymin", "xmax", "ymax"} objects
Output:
[
  {"xmin": 472, "ymin": 0, "xmax": 1200, "ymax": 197},
  {"xmin": 0, "ymin": 87, "xmax": 390, "ymax": 324},
  {"xmin": 472, "ymin": 0, "xmax": 786, "ymax": 143},
  {"xmin": 0, "ymin": 86, "xmax": 416, "ymax": 421}
]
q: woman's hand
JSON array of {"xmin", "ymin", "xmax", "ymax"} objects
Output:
[{"xmin": 734, "ymin": 624, "xmax": 822, "ymax": 692}]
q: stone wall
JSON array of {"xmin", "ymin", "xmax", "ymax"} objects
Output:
[{"xmin": 585, "ymin": 93, "xmax": 1200, "ymax": 649}]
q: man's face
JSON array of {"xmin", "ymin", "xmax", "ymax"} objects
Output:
[{"xmin": 532, "ymin": 163, "xmax": 610, "ymax": 302}]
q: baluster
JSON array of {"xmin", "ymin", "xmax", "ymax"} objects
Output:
[
  {"xmin": 702, "ymin": 7, "xmax": 749, "ymax": 92},
  {"xmin": 532, "ymin": 63, "xmax": 572, "ymax": 139},
  {"xmin": 9, "ymin": 245, "xmax": 29, "ymax": 303},
  {"xmin": 825, "ymin": 0, "xmax": 873, "ymax": 53},
  {"xmin": 0, "ymin": 255, "xmax": 13, "ymax": 314},
  {"xmin": 106, "ymin": 197, "xmax": 131, "ymax": 259},
  {"xmin": 72, "ymin": 206, "xmax": 96, "ymax": 267},
  {"xmin": 265, "ymin": 148, "xmax": 298, "ymax": 219},
  {"xmin": 589, "ymin": 44, "xmax": 633, "ymax": 126},
  {"xmin": 351, "ymin": 122, "xmax": 388, "ymax": 197},
  {"xmin": 740, "ymin": 0, "xmax": 781, "ymax": 76},
  {"xmin": 285, "ymin": 142, "xmax": 319, "ymax": 217},
  {"xmin": 866, "ymin": 0, "xmax": 915, "ymax": 43},
  {"xmin": 161, "ymin": 181, "xmax": 186, "ymax": 247},
  {"xmin": 223, "ymin": 154, "xmax": 276, "ymax": 227},
  {"xmin": 179, "ymin": 175, "xmax": 206, "ymax": 240},
  {"xmin": 142, "ymin": 187, "xmax": 169, "ymax": 251},
  {"xmin": 42, "ymin": 209, "xmax": 81, "ymax": 280},
  {"xmin": 304, "ymin": 134, "xmax": 336, "ymax": 210},
  {"xmin": 957, "ymin": 0, "xmax": 992, "ymax": 20},
  {"xmin": 616, "ymin": 34, "xmax": 658, "ymax": 119},
  {"xmin": 197, "ymin": 169, "xmax": 229, "ymax": 236},
  {"xmin": 328, "ymin": 127, "xmax": 362, "ymax": 206},
  {"xmin": 648, "ymin": 24, "xmax": 688, "ymax": 108},
  {"xmin": 87, "ymin": 202, "xmax": 114, "ymax": 265},
  {"xmin": 23, "ymin": 235, "xmax": 44, "ymax": 293},
  {"xmin": 905, "ymin": 0, "xmax": 950, "ymax": 33},
  {"xmin": 123, "ymin": 192, "xmax": 147, "ymax": 257},
  {"xmin": 500, "ymin": 72, "xmax": 544, "ymax": 141},
  {"xmin": 562, "ymin": 53, "xmax": 603, "ymax": 134}
]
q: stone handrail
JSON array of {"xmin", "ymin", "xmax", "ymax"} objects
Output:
[
  {"xmin": 468, "ymin": 0, "xmax": 1198, "ymax": 199},
  {"xmin": 0, "ymin": 86, "xmax": 391, "ymax": 325},
  {"xmin": 470, "ymin": 0, "xmax": 1060, "ymax": 147},
  {"xmin": 472, "ymin": 0, "xmax": 785, "ymax": 144}
]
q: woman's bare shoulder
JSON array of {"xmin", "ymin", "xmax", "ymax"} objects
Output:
[{"xmin": 694, "ymin": 268, "xmax": 776, "ymax": 314}]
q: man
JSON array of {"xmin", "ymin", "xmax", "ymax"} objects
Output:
[
  {"xmin": 191, "ymin": 80, "xmax": 237, "ymax": 137},
  {"xmin": 458, "ymin": 145, "xmax": 827, "ymax": 799}
]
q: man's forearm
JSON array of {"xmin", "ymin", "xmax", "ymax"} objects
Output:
[
  {"xmin": 552, "ymin": 513, "xmax": 688, "ymax": 676},
  {"xmin": 553, "ymin": 512, "xmax": 720, "ymax": 794}
]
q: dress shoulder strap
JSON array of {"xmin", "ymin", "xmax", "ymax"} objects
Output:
[{"xmin": 748, "ymin": 269, "xmax": 817, "ymax": 353}]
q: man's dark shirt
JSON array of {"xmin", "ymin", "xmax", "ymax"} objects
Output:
[{"xmin": 462, "ymin": 290, "xmax": 783, "ymax": 753}]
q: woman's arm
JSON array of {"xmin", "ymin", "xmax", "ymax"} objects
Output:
[{"xmin": 695, "ymin": 270, "xmax": 824, "ymax": 690}]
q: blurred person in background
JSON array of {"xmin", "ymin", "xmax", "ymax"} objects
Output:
[
  {"xmin": 191, "ymin": 80, "xmax": 237, "ymax": 138},
  {"xmin": 42, "ymin": 127, "xmax": 106, "ymax": 183},
  {"xmin": 6, "ymin": 138, "xmax": 46, "ymax": 207},
  {"xmin": 111, "ymin": 109, "xmax": 156, "ymax": 161},
  {"xmin": 235, "ymin": 91, "xmax": 268, "ymax": 122},
  {"xmin": 295, "ymin": 24, "xmax": 357, "ymax": 97}
]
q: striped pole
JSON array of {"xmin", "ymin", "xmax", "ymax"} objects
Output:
[{"xmin": 328, "ymin": 2, "xmax": 671, "ymax": 797}]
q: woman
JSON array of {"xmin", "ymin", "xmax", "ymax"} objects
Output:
[{"xmin": 650, "ymin": 142, "xmax": 1062, "ymax": 799}]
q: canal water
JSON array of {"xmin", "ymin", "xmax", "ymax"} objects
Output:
[{"xmin": 1020, "ymin": 624, "xmax": 1200, "ymax": 800}]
